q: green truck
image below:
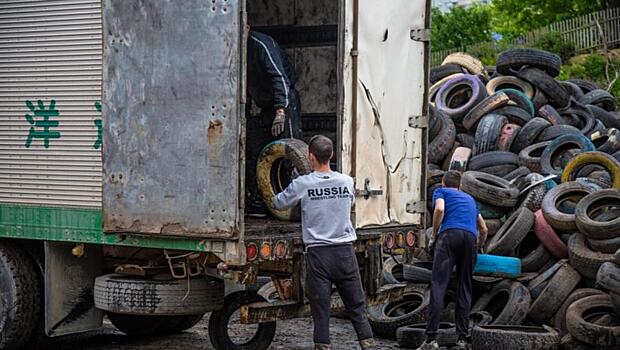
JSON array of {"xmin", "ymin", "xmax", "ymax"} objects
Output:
[{"xmin": 0, "ymin": 0, "xmax": 430, "ymax": 349}]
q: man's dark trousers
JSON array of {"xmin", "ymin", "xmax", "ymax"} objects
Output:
[
  {"xmin": 306, "ymin": 244, "xmax": 373, "ymax": 344},
  {"xmin": 426, "ymin": 229, "xmax": 477, "ymax": 340}
]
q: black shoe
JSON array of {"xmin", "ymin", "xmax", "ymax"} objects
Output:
[{"xmin": 246, "ymin": 203, "xmax": 267, "ymax": 217}]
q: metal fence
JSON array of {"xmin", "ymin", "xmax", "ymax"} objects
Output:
[{"xmin": 431, "ymin": 7, "xmax": 620, "ymax": 67}]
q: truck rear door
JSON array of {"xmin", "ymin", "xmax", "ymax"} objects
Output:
[
  {"xmin": 341, "ymin": 0, "xmax": 430, "ymax": 228},
  {"xmin": 102, "ymin": 0, "xmax": 244, "ymax": 238}
]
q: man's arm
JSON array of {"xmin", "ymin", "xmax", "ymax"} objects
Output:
[
  {"xmin": 274, "ymin": 178, "xmax": 303, "ymax": 210},
  {"xmin": 251, "ymin": 35, "xmax": 290, "ymax": 109},
  {"xmin": 431, "ymin": 198, "xmax": 445, "ymax": 242},
  {"xmin": 477, "ymin": 214, "xmax": 488, "ymax": 252}
]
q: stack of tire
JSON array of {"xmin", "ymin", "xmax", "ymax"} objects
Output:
[{"xmin": 374, "ymin": 49, "xmax": 620, "ymax": 349}]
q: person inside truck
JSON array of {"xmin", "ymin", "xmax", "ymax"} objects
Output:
[
  {"xmin": 245, "ymin": 25, "xmax": 303, "ymax": 216},
  {"xmin": 418, "ymin": 171, "xmax": 488, "ymax": 350},
  {"xmin": 273, "ymin": 135, "xmax": 376, "ymax": 350}
]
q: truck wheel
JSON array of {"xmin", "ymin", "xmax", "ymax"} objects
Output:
[
  {"xmin": 209, "ymin": 291, "xmax": 276, "ymax": 350},
  {"xmin": 0, "ymin": 242, "xmax": 41, "ymax": 350}
]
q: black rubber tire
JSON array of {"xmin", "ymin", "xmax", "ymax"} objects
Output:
[
  {"xmin": 579, "ymin": 89, "xmax": 617, "ymax": 112},
  {"xmin": 575, "ymin": 189, "xmax": 620, "ymax": 239},
  {"xmin": 402, "ymin": 261, "xmax": 433, "ymax": 284},
  {"xmin": 565, "ymin": 294, "xmax": 620, "ymax": 347},
  {"xmin": 257, "ymin": 138, "xmax": 312, "ymax": 221},
  {"xmin": 611, "ymin": 292, "xmax": 620, "ymax": 316},
  {"xmin": 558, "ymin": 101, "xmax": 596, "ymax": 135},
  {"xmin": 472, "ymin": 325, "xmax": 561, "ymax": 350},
  {"xmin": 497, "ymin": 48, "xmax": 562, "ymax": 77},
  {"xmin": 94, "ymin": 274, "xmax": 224, "ymax": 315},
  {"xmin": 108, "ymin": 313, "xmax": 194, "ymax": 336},
  {"xmin": 590, "ymin": 128, "xmax": 620, "ymax": 154},
  {"xmin": 540, "ymin": 134, "xmax": 596, "ymax": 176},
  {"xmin": 568, "ymin": 79, "xmax": 599, "ymax": 94},
  {"xmin": 435, "ymin": 74, "xmax": 489, "ymax": 124},
  {"xmin": 504, "ymin": 166, "xmax": 531, "ymax": 181},
  {"xmin": 472, "ymin": 280, "xmax": 531, "ymax": 325},
  {"xmin": 495, "ymin": 105, "xmax": 534, "ymax": 126},
  {"xmin": 532, "ymin": 89, "xmax": 550, "ymax": 111},
  {"xmin": 588, "ymin": 104, "xmax": 620, "ymax": 129},
  {"xmin": 502, "ymin": 88, "xmax": 536, "ymax": 116},
  {"xmin": 519, "ymin": 141, "xmax": 552, "ymax": 173},
  {"xmin": 518, "ymin": 67, "xmax": 570, "ymax": 107},
  {"xmin": 568, "ymin": 232, "xmax": 615, "ymax": 279},
  {"xmin": 431, "ymin": 64, "xmax": 465, "ymax": 84},
  {"xmin": 588, "ymin": 235, "xmax": 620, "ymax": 253},
  {"xmin": 478, "ymin": 202, "xmax": 509, "ymax": 219},
  {"xmin": 462, "ymin": 92, "xmax": 511, "ymax": 131},
  {"xmin": 560, "ymin": 81, "xmax": 586, "ymax": 100},
  {"xmin": 487, "ymin": 207, "xmax": 535, "ymax": 256},
  {"xmin": 537, "ymin": 125, "xmax": 581, "ymax": 142},
  {"xmin": 429, "ymin": 110, "xmax": 456, "ymax": 164},
  {"xmin": 553, "ymin": 288, "xmax": 605, "ymax": 335},
  {"xmin": 462, "ymin": 171, "xmax": 520, "ymax": 208},
  {"xmin": 596, "ymin": 261, "xmax": 620, "ymax": 294},
  {"xmin": 519, "ymin": 240, "xmax": 552, "ymax": 273},
  {"xmin": 527, "ymin": 262, "xmax": 581, "ymax": 324},
  {"xmin": 478, "ymin": 164, "xmax": 520, "ymax": 177},
  {"xmin": 208, "ymin": 291, "xmax": 276, "ymax": 350},
  {"xmin": 368, "ymin": 285, "xmax": 430, "ymax": 340},
  {"xmin": 538, "ymin": 104, "xmax": 567, "ymax": 125},
  {"xmin": 382, "ymin": 256, "xmax": 405, "ymax": 285},
  {"xmin": 468, "ymin": 151, "xmax": 519, "ymax": 171},
  {"xmin": 519, "ymin": 180, "xmax": 548, "ymax": 212},
  {"xmin": 511, "ymin": 118, "xmax": 552, "ymax": 153},
  {"xmin": 396, "ymin": 322, "xmax": 458, "ymax": 348},
  {"xmin": 429, "ymin": 106, "xmax": 444, "ymax": 141},
  {"xmin": 0, "ymin": 242, "xmax": 41, "ymax": 350},
  {"xmin": 586, "ymin": 119, "xmax": 607, "ymax": 138},
  {"xmin": 486, "ymin": 76, "xmax": 535, "ymax": 99},
  {"xmin": 456, "ymin": 133, "xmax": 475, "ymax": 149},
  {"xmin": 541, "ymin": 182, "xmax": 594, "ymax": 232}
]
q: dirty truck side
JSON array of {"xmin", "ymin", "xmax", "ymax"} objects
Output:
[{"xmin": 0, "ymin": 0, "xmax": 430, "ymax": 349}]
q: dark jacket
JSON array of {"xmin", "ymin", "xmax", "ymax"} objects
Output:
[{"xmin": 247, "ymin": 31, "xmax": 298, "ymax": 110}]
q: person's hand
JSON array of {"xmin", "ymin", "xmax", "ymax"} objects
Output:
[
  {"xmin": 427, "ymin": 237, "xmax": 435, "ymax": 255},
  {"xmin": 271, "ymin": 109, "xmax": 286, "ymax": 136}
]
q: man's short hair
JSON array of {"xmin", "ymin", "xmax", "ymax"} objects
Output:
[
  {"xmin": 442, "ymin": 170, "xmax": 461, "ymax": 188},
  {"xmin": 309, "ymin": 135, "xmax": 333, "ymax": 164}
]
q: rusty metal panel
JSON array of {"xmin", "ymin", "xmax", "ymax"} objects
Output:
[{"xmin": 102, "ymin": 0, "xmax": 241, "ymax": 238}]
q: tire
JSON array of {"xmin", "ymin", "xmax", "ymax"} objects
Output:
[
  {"xmin": 541, "ymin": 182, "xmax": 594, "ymax": 232},
  {"xmin": 462, "ymin": 171, "xmax": 520, "ymax": 207},
  {"xmin": 497, "ymin": 123, "xmax": 522, "ymax": 152},
  {"xmin": 527, "ymin": 262, "xmax": 581, "ymax": 324},
  {"xmin": 511, "ymin": 118, "xmax": 552, "ymax": 153},
  {"xmin": 468, "ymin": 151, "xmax": 519, "ymax": 171},
  {"xmin": 478, "ymin": 202, "xmax": 509, "ymax": 219},
  {"xmin": 430, "ymin": 73, "xmax": 465, "ymax": 103},
  {"xmin": 558, "ymin": 101, "xmax": 596, "ymax": 135},
  {"xmin": 568, "ymin": 79, "xmax": 599, "ymax": 94},
  {"xmin": 497, "ymin": 48, "xmax": 562, "ymax": 77},
  {"xmin": 448, "ymin": 146, "xmax": 472, "ymax": 172},
  {"xmin": 560, "ymin": 81, "xmax": 585, "ymax": 100},
  {"xmin": 456, "ymin": 133, "xmax": 475, "ymax": 149},
  {"xmin": 534, "ymin": 210, "xmax": 568, "ymax": 259},
  {"xmin": 495, "ymin": 105, "xmax": 534, "ymax": 126},
  {"xmin": 257, "ymin": 138, "xmax": 312, "ymax": 221},
  {"xmin": 518, "ymin": 141, "xmax": 551, "ymax": 173},
  {"xmin": 518, "ymin": 178, "xmax": 548, "ymax": 212},
  {"xmin": 590, "ymin": 128, "xmax": 620, "ymax": 154},
  {"xmin": 462, "ymin": 92, "xmax": 511, "ymax": 131},
  {"xmin": 485, "ymin": 219, "xmax": 502, "ymax": 237},
  {"xmin": 402, "ymin": 261, "xmax": 434, "ymax": 284},
  {"xmin": 611, "ymin": 292, "xmax": 620, "ymax": 316},
  {"xmin": 442, "ymin": 52, "xmax": 489, "ymax": 79},
  {"xmin": 487, "ymin": 207, "xmax": 535, "ymax": 255},
  {"xmin": 541, "ymin": 134, "xmax": 596, "ymax": 176},
  {"xmin": 472, "ymin": 280, "xmax": 531, "ymax": 325},
  {"xmin": 586, "ymin": 119, "xmax": 607, "ymax": 138},
  {"xmin": 431, "ymin": 64, "xmax": 465, "ymax": 84},
  {"xmin": 429, "ymin": 106, "xmax": 443, "ymax": 141},
  {"xmin": 473, "ymin": 254, "xmax": 521, "ymax": 278},
  {"xmin": 553, "ymin": 288, "xmax": 605, "ymax": 335},
  {"xmin": 382, "ymin": 255, "xmax": 405, "ymax": 285},
  {"xmin": 575, "ymin": 189, "xmax": 620, "ymax": 239},
  {"xmin": 579, "ymin": 89, "xmax": 617, "ymax": 112},
  {"xmin": 519, "ymin": 239, "xmax": 552, "ymax": 273},
  {"xmin": 537, "ymin": 125, "xmax": 581, "ymax": 142},
  {"xmin": 568, "ymin": 232, "xmax": 615, "ymax": 279},
  {"xmin": 562, "ymin": 151, "xmax": 620, "ymax": 188},
  {"xmin": 502, "ymin": 88, "xmax": 536, "ymax": 116},
  {"xmin": 478, "ymin": 164, "xmax": 519, "ymax": 178},
  {"xmin": 538, "ymin": 105, "xmax": 567, "ymax": 125},
  {"xmin": 396, "ymin": 322, "xmax": 458, "ymax": 348},
  {"xmin": 107, "ymin": 313, "xmax": 192, "ymax": 336},
  {"xmin": 588, "ymin": 104, "xmax": 620, "ymax": 129},
  {"xmin": 518, "ymin": 67, "xmax": 570, "ymax": 107},
  {"xmin": 368, "ymin": 285, "xmax": 430, "ymax": 339},
  {"xmin": 588, "ymin": 234, "xmax": 620, "ymax": 253},
  {"xmin": 566, "ymin": 294, "xmax": 620, "ymax": 347},
  {"xmin": 429, "ymin": 109, "xmax": 457, "ymax": 164},
  {"xmin": 532, "ymin": 88, "xmax": 550, "ymax": 111},
  {"xmin": 435, "ymin": 75, "xmax": 488, "ymax": 124},
  {"xmin": 208, "ymin": 291, "xmax": 276, "ymax": 350},
  {"xmin": 94, "ymin": 274, "xmax": 224, "ymax": 315},
  {"xmin": 596, "ymin": 261, "xmax": 620, "ymax": 294},
  {"xmin": 486, "ymin": 77, "xmax": 535, "ymax": 99},
  {"xmin": 472, "ymin": 325, "xmax": 560, "ymax": 350},
  {"xmin": 504, "ymin": 166, "xmax": 530, "ymax": 181},
  {"xmin": 0, "ymin": 242, "xmax": 41, "ymax": 350}
]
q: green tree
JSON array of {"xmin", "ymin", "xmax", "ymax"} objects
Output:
[{"xmin": 431, "ymin": 5, "xmax": 493, "ymax": 51}]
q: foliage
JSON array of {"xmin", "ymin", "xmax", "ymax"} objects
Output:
[
  {"xmin": 431, "ymin": 5, "xmax": 493, "ymax": 51},
  {"xmin": 558, "ymin": 54, "xmax": 620, "ymax": 104},
  {"xmin": 532, "ymin": 31, "xmax": 576, "ymax": 62},
  {"xmin": 466, "ymin": 41, "xmax": 510, "ymax": 66}
]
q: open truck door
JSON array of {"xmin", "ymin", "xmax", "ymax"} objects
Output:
[{"xmin": 341, "ymin": 0, "xmax": 431, "ymax": 228}]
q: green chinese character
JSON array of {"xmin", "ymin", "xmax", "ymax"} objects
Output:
[
  {"xmin": 24, "ymin": 99, "xmax": 60, "ymax": 148},
  {"xmin": 93, "ymin": 102, "xmax": 102, "ymax": 149}
]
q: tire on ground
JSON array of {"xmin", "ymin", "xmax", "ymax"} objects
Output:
[
  {"xmin": 565, "ymin": 294, "xmax": 620, "ymax": 347},
  {"xmin": 540, "ymin": 134, "xmax": 596, "ymax": 176},
  {"xmin": 596, "ymin": 261, "xmax": 620, "ymax": 294},
  {"xmin": 553, "ymin": 288, "xmax": 605, "ymax": 335},
  {"xmin": 472, "ymin": 280, "xmax": 531, "ymax": 325},
  {"xmin": 472, "ymin": 325, "xmax": 561, "ymax": 350},
  {"xmin": 527, "ymin": 262, "xmax": 581, "ymax": 324},
  {"xmin": 576, "ymin": 189, "xmax": 620, "ymax": 239},
  {"xmin": 568, "ymin": 232, "xmax": 615, "ymax": 279},
  {"xmin": 396, "ymin": 322, "xmax": 458, "ymax": 349},
  {"xmin": 368, "ymin": 285, "xmax": 430, "ymax": 340}
]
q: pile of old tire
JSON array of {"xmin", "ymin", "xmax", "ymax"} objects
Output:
[{"xmin": 392, "ymin": 48, "xmax": 620, "ymax": 349}]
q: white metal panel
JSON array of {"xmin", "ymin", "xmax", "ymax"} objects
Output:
[{"xmin": 0, "ymin": 0, "xmax": 102, "ymax": 207}]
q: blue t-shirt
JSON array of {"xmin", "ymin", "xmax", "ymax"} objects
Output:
[{"xmin": 432, "ymin": 187, "xmax": 479, "ymax": 237}]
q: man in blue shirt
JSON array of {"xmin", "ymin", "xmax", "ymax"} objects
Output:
[{"xmin": 418, "ymin": 171, "xmax": 488, "ymax": 350}]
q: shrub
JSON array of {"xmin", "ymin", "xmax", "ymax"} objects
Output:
[{"xmin": 532, "ymin": 31, "xmax": 576, "ymax": 62}]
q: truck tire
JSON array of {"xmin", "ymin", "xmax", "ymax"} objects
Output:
[
  {"xmin": 538, "ymin": 105, "xmax": 567, "ymax": 125},
  {"xmin": 518, "ymin": 67, "xmax": 570, "ymax": 107},
  {"xmin": 568, "ymin": 233, "xmax": 615, "ymax": 279},
  {"xmin": 496, "ymin": 48, "xmax": 562, "ymax": 77},
  {"xmin": 472, "ymin": 280, "xmax": 531, "ymax": 325},
  {"xmin": 461, "ymin": 171, "xmax": 520, "ymax": 208},
  {"xmin": 541, "ymin": 182, "xmax": 594, "ymax": 232},
  {"xmin": 473, "ymin": 254, "xmax": 521, "ymax": 278},
  {"xmin": 596, "ymin": 262, "xmax": 620, "ymax": 294},
  {"xmin": 495, "ymin": 105, "xmax": 533, "ymax": 126},
  {"xmin": 566, "ymin": 294, "xmax": 620, "ymax": 347},
  {"xmin": 435, "ymin": 75, "xmax": 488, "ymax": 124},
  {"xmin": 257, "ymin": 138, "xmax": 312, "ymax": 221},
  {"xmin": 527, "ymin": 262, "xmax": 580, "ymax": 324},
  {"xmin": 209, "ymin": 291, "xmax": 276, "ymax": 350},
  {"xmin": 396, "ymin": 322, "xmax": 458, "ymax": 348},
  {"xmin": 462, "ymin": 92, "xmax": 510, "ymax": 131},
  {"xmin": 472, "ymin": 325, "xmax": 561, "ymax": 350},
  {"xmin": 487, "ymin": 207, "xmax": 534, "ymax": 256},
  {"xmin": 368, "ymin": 285, "xmax": 430, "ymax": 339},
  {"xmin": 534, "ymin": 210, "xmax": 568, "ymax": 259},
  {"xmin": 0, "ymin": 242, "xmax": 41, "ymax": 350},
  {"xmin": 511, "ymin": 118, "xmax": 551, "ymax": 153},
  {"xmin": 590, "ymin": 128, "xmax": 620, "ymax": 154},
  {"xmin": 553, "ymin": 288, "xmax": 605, "ymax": 335},
  {"xmin": 579, "ymin": 89, "xmax": 617, "ymax": 112},
  {"xmin": 575, "ymin": 190, "xmax": 620, "ymax": 239},
  {"xmin": 442, "ymin": 52, "xmax": 489, "ymax": 79},
  {"xmin": 563, "ymin": 152, "xmax": 620, "ymax": 188},
  {"xmin": 94, "ymin": 274, "xmax": 224, "ymax": 315},
  {"xmin": 541, "ymin": 134, "xmax": 596, "ymax": 176},
  {"xmin": 486, "ymin": 77, "xmax": 535, "ymax": 99}
]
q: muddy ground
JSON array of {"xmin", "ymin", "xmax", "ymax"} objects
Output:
[{"xmin": 49, "ymin": 316, "xmax": 401, "ymax": 350}]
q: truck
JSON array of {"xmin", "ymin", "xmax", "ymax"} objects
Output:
[{"xmin": 0, "ymin": 0, "xmax": 430, "ymax": 349}]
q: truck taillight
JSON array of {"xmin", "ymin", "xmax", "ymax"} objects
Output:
[
  {"xmin": 406, "ymin": 231, "xmax": 415, "ymax": 247},
  {"xmin": 397, "ymin": 231, "xmax": 405, "ymax": 247},
  {"xmin": 274, "ymin": 241, "xmax": 286, "ymax": 258},
  {"xmin": 247, "ymin": 242, "xmax": 258, "ymax": 261},
  {"xmin": 385, "ymin": 233, "xmax": 395, "ymax": 249},
  {"xmin": 260, "ymin": 242, "xmax": 271, "ymax": 259}
]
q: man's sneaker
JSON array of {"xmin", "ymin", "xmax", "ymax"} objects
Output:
[
  {"xmin": 456, "ymin": 339, "xmax": 469, "ymax": 349},
  {"xmin": 416, "ymin": 340, "xmax": 439, "ymax": 350}
]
